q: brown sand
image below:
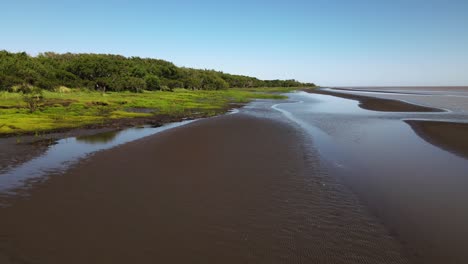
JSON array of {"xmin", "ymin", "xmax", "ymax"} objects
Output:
[
  {"xmin": 305, "ymin": 88, "xmax": 442, "ymax": 112},
  {"xmin": 0, "ymin": 109, "xmax": 233, "ymax": 172},
  {"xmin": 0, "ymin": 114, "xmax": 408, "ymax": 263},
  {"xmin": 406, "ymin": 120, "xmax": 468, "ymax": 159},
  {"xmin": 0, "ymin": 128, "xmax": 117, "ymax": 172}
]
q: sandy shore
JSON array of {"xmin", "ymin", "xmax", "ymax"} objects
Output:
[
  {"xmin": 406, "ymin": 120, "xmax": 468, "ymax": 159},
  {"xmin": 0, "ymin": 127, "xmax": 120, "ymax": 173},
  {"xmin": 303, "ymin": 88, "xmax": 468, "ymax": 161},
  {"xmin": 0, "ymin": 114, "xmax": 408, "ymax": 264},
  {"xmin": 0, "ymin": 108, "xmax": 237, "ymax": 173},
  {"xmin": 2, "ymin": 88, "xmax": 466, "ymax": 263},
  {"xmin": 324, "ymin": 87, "xmax": 468, "ymax": 113},
  {"xmin": 272, "ymin": 89, "xmax": 468, "ymax": 263},
  {"xmin": 304, "ymin": 88, "xmax": 442, "ymax": 112}
]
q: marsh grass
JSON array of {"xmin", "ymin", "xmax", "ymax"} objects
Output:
[{"xmin": 0, "ymin": 88, "xmax": 291, "ymax": 135}]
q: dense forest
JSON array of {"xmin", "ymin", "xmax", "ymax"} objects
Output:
[{"xmin": 0, "ymin": 50, "xmax": 314, "ymax": 92}]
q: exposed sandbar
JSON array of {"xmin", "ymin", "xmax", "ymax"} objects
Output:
[
  {"xmin": 304, "ymin": 88, "xmax": 443, "ymax": 112},
  {"xmin": 406, "ymin": 120, "xmax": 468, "ymax": 159},
  {"xmin": 0, "ymin": 114, "xmax": 408, "ymax": 264}
]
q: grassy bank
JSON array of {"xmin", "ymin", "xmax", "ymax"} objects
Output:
[{"xmin": 0, "ymin": 88, "xmax": 294, "ymax": 135}]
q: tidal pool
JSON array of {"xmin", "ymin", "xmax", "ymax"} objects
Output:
[
  {"xmin": 269, "ymin": 89, "xmax": 468, "ymax": 264},
  {"xmin": 0, "ymin": 120, "xmax": 196, "ymax": 195}
]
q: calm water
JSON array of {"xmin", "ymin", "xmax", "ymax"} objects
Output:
[
  {"xmin": 267, "ymin": 90, "xmax": 468, "ymax": 263},
  {"xmin": 0, "ymin": 120, "xmax": 196, "ymax": 195},
  {"xmin": 0, "ymin": 107, "xmax": 236, "ymax": 195},
  {"xmin": 328, "ymin": 86, "xmax": 468, "ymax": 113},
  {"xmin": 1, "ymin": 88, "xmax": 467, "ymax": 263}
]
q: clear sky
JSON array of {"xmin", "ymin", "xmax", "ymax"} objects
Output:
[{"xmin": 1, "ymin": 0, "xmax": 468, "ymax": 86}]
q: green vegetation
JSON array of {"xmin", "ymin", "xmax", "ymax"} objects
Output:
[
  {"xmin": 0, "ymin": 50, "xmax": 314, "ymax": 91},
  {"xmin": 0, "ymin": 88, "xmax": 292, "ymax": 135},
  {"xmin": 0, "ymin": 50, "xmax": 313, "ymax": 135},
  {"xmin": 20, "ymin": 86, "xmax": 45, "ymax": 113}
]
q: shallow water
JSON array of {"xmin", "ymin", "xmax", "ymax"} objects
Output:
[
  {"xmin": 0, "ymin": 120, "xmax": 195, "ymax": 195},
  {"xmin": 0, "ymin": 114, "xmax": 411, "ymax": 264},
  {"xmin": 268, "ymin": 90, "xmax": 468, "ymax": 263},
  {"xmin": 329, "ymin": 86, "xmax": 468, "ymax": 113},
  {"xmin": 1, "ymin": 88, "xmax": 467, "ymax": 263}
]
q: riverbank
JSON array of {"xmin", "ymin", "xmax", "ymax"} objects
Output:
[
  {"xmin": 303, "ymin": 88, "xmax": 442, "ymax": 112},
  {"xmin": 0, "ymin": 88, "xmax": 290, "ymax": 135},
  {"xmin": 2, "ymin": 87, "xmax": 467, "ymax": 263},
  {"xmin": 0, "ymin": 113, "xmax": 408, "ymax": 264},
  {"xmin": 0, "ymin": 88, "xmax": 292, "ymax": 172},
  {"xmin": 0, "ymin": 112, "xmax": 211, "ymax": 173}
]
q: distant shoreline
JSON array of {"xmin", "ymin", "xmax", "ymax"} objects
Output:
[
  {"xmin": 304, "ymin": 87, "xmax": 468, "ymax": 160},
  {"xmin": 303, "ymin": 87, "xmax": 443, "ymax": 112},
  {"xmin": 331, "ymin": 86, "xmax": 468, "ymax": 89}
]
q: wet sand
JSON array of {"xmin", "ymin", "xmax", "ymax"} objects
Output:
[
  {"xmin": 406, "ymin": 120, "xmax": 468, "ymax": 159},
  {"xmin": 1, "ymin": 87, "xmax": 467, "ymax": 264},
  {"xmin": 273, "ymin": 90, "xmax": 468, "ymax": 264},
  {"xmin": 0, "ymin": 114, "xmax": 408, "ymax": 264},
  {"xmin": 306, "ymin": 87, "xmax": 468, "ymax": 159},
  {"xmin": 326, "ymin": 86, "xmax": 468, "ymax": 113},
  {"xmin": 335, "ymin": 86, "xmax": 468, "ymax": 94},
  {"xmin": 309, "ymin": 87, "xmax": 468, "ymax": 160},
  {"xmin": 0, "ymin": 112, "xmax": 221, "ymax": 173},
  {"xmin": 304, "ymin": 88, "xmax": 442, "ymax": 112},
  {"xmin": 0, "ymin": 128, "xmax": 119, "ymax": 173}
]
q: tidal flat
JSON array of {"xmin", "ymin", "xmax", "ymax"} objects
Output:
[{"xmin": 0, "ymin": 87, "xmax": 467, "ymax": 264}]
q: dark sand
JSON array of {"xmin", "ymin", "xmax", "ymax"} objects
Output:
[
  {"xmin": 305, "ymin": 88, "xmax": 442, "ymax": 112},
  {"xmin": 0, "ymin": 128, "xmax": 117, "ymax": 173},
  {"xmin": 0, "ymin": 110, "xmax": 232, "ymax": 172},
  {"xmin": 0, "ymin": 114, "xmax": 408, "ymax": 264},
  {"xmin": 335, "ymin": 86, "xmax": 468, "ymax": 93},
  {"xmin": 406, "ymin": 120, "xmax": 468, "ymax": 159},
  {"xmin": 272, "ymin": 90, "xmax": 468, "ymax": 264}
]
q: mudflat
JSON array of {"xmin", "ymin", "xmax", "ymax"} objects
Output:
[
  {"xmin": 325, "ymin": 86, "xmax": 468, "ymax": 113},
  {"xmin": 0, "ymin": 114, "xmax": 408, "ymax": 264},
  {"xmin": 304, "ymin": 88, "xmax": 442, "ymax": 112},
  {"xmin": 275, "ymin": 89, "xmax": 468, "ymax": 264},
  {"xmin": 406, "ymin": 120, "xmax": 468, "ymax": 159}
]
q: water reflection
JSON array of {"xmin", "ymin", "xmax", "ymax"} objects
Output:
[
  {"xmin": 76, "ymin": 130, "xmax": 121, "ymax": 144},
  {"xmin": 270, "ymin": 90, "xmax": 468, "ymax": 263},
  {"xmin": 0, "ymin": 120, "xmax": 196, "ymax": 195}
]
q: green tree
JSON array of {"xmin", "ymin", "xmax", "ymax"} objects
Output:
[
  {"xmin": 145, "ymin": 75, "xmax": 162, "ymax": 90},
  {"xmin": 0, "ymin": 50, "xmax": 313, "ymax": 92}
]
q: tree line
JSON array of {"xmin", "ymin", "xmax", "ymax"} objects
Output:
[{"xmin": 0, "ymin": 50, "xmax": 315, "ymax": 92}]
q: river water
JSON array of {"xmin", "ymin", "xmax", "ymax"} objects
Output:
[
  {"xmin": 0, "ymin": 88, "xmax": 467, "ymax": 263},
  {"xmin": 268, "ymin": 89, "xmax": 468, "ymax": 264}
]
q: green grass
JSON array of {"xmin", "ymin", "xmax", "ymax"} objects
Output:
[
  {"xmin": 238, "ymin": 87, "xmax": 299, "ymax": 93},
  {"xmin": 0, "ymin": 88, "xmax": 292, "ymax": 135}
]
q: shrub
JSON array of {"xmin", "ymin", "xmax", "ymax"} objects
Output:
[{"xmin": 20, "ymin": 85, "xmax": 44, "ymax": 113}]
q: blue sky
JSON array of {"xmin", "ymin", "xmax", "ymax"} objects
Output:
[{"xmin": 1, "ymin": 0, "xmax": 468, "ymax": 86}]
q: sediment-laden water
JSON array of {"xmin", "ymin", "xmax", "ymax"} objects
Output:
[
  {"xmin": 0, "ymin": 87, "xmax": 467, "ymax": 263},
  {"xmin": 268, "ymin": 88, "xmax": 468, "ymax": 264}
]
